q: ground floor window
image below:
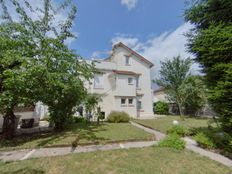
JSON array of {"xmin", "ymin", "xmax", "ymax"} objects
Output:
[
  {"xmin": 128, "ymin": 98, "xmax": 133, "ymax": 104},
  {"xmin": 121, "ymin": 98, "xmax": 126, "ymax": 105}
]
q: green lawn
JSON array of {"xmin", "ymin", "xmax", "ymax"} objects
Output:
[
  {"xmin": 0, "ymin": 123, "xmax": 154, "ymax": 151},
  {"xmin": 0, "ymin": 147, "xmax": 230, "ymax": 174},
  {"xmin": 134, "ymin": 116, "xmax": 214, "ymax": 133}
]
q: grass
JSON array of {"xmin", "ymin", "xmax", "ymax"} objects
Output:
[
  {"xmin": 0, "ymin": 122, "xmax": 154, "ymax": 151},
  {"xmin": 0, "ymin": 147, "xmax": 231, "ymax": 174},
  {"xmin": 134, "ymin": 116, "xmax": 214, "ymax": 133}
]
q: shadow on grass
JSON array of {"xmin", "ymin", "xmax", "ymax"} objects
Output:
[
  {"xmin": 0, "ymin": 122, "xmax": 109, "ymax": 150},
  {"xmin": 2, "ymin": 167, "xmax": 45, "ymax": 174}
]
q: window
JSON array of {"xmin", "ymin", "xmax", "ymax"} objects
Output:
[
  {"xmin": 94, "ymin": 74, "xmax": 104, "ymax": 89},
  {"xmin": 137, "ymin": 101, "xmax": 142, "ymax": 109},
  {"xmin": 121, "ymin": 98, "xmax": 126, "ymax": 105},
  {"xmin": 136, "ymin": 77, "xmax": 139, "ymax": 88},
  {"xmin": 128, "ymin": 98, "xmax": 133, "ymax": 105},
  {"xmin": 125, "ymin": 56, "xmax": 130, "ymax": 65},
  {"xmin": 128, "ymin": 77, "xmax": 133, "ymax": 85}
]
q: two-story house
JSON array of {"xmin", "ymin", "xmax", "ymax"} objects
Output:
[{"xmin": 87, "ymin": 42, "xmax": 154, "ymax": 118}]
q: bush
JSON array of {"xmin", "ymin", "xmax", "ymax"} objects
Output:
[
  {"xmin": 194, "ymin": 132, "xmax": 215, "ymax": 149},
  {"xmin": 154, "ymin": 101, "xmax": 169, "ymax": 115},
  {"xmin": 158, "ymin": 134, "xmax": 185, "ymax": 150},
  {"xmin": 73, "ymin": 116, "xmax": 88, "ymax": 123},
  {"xmin": 107, "ymin": 111, "xmax": 130, "ymax": 123},
  {"xmin": 167, "ymin": 125, "xmax": 190, "ymax": 137}
]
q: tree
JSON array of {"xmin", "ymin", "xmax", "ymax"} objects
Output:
[
  {"xmin": 0, "ymin": 0, "xmax": 94, "ymax": 134},
  {"xmin": 185, "ymin": 0, "xmax": 232, "ymax": 133},
  {"xmin": 84, "ymin": 93, "xmax": 102, "ymax": 120},
  {"xmin": 156, "ymin": 56, "xmax": 192, "ymax": 119},
  {"xmin": 0, "ymin": 23, "xmax": 42, "ymax": 138},
  {"xmin": 179, "ymin": 75, "xmax": 207, "ymax": 115}
]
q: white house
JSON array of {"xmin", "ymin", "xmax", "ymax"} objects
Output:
[{"xmin": 87, "ymin": 42, "xmax": 154, "ymax": 118}]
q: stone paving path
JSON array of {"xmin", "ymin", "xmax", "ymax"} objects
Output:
[
  {"xmin": 130, "ymin": 121, "xmax": 166, "ymax": 141},
  {"xmin": 0, "ymin": 141, "xmax": 157, "ymax": 162},
  {"xmin": 131, "ymin": 121, "xmax": 232, "ymax": 167}
]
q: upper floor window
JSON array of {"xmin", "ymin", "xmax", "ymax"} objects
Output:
[
  {"xmin": 136, "ymin": 77, "xmax": 140, "ymax": 88},
  {"xmin": 94, "ymin": 74, "xmax": 104, "ymax": 89},
  {"xmin": 128, "ymin": 77, "xmax": 133, "ymax": 85},
  {"xmin": 125, "ymin": 56, "xmax": 130, "ymax": 65}
]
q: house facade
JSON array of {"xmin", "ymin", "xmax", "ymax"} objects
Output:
[
  {"xmin": 153, "ymin": 87, "xmax": 168, "ymax": 103},
  {"xmin": 87, "ymin": 42, "xmax": 154, "ymax": 118}
]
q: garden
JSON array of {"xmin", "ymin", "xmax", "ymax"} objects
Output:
[{"xmin": 0, "ymin": 112, "xmax": 154, "ymax": 151}]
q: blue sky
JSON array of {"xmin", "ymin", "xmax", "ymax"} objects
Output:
[{"xmin": 72, "ymin": 0, "xmax": 188, "ymax": 58}]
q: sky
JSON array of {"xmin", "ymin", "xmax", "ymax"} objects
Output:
[{"xmin": 1, "ymin": 0, "xmax": 200, "ymax": 78}]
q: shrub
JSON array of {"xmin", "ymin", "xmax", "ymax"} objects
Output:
[
  {"xmin": 194, "ymin": 132, "xmax": 215, "ymax": 149},
  {"xmin": 158, "ymin": 134, "xmax": 185, "ymax": 150},
  {"xmin": 167, "ymin": 125, "xmax": 190, "ymax": 137},
  {"xmin": 73, "ymin": 116, "xmax": 88, "ymax": 123},
  {"xmin": 107, "ymin": 111, "xmax": 130, "ymax": 123},
  {"xmin": 154, "ymin": 101, "xmax": 169, "ymax": 115}
]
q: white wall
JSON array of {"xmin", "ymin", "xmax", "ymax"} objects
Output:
[
  {"xmin": 111, "ymin": 47, "xmax": 154, "ymax": 117},
  {"xmin": 89, "ymin": 71, "xmax": 116, "ymax": 117},
  {"xmin": 153, "ymin": 91, "xmax": 168, "ymax": 103},
  {"xmin": 115, "ymin": 97, "xmax": 137, "ymax": 117},
  {"xmin": 115, "ymin": 75, "xmax": 136, "ymax": 97}
]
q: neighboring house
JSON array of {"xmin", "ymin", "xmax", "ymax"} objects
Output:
[
  {"xmin": 153, "ymin": 87, "xmax": 179, "ymax": 115},
  {"xmin": 153, "ymin": 87, "xmax": 216, "ymax": 117},
  {"xmin": 86, "ymin": 42, "xmax": 154, "ymax": 118},
  {"xmin": 153, "ymin": 87, "xmax": 168, "ymax": 103}
]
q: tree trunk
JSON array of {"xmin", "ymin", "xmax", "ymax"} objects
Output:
[
  {"xmin": 177, "ymin": 101, "xmax": 184, "ymax": 121},
  {"xmin": 54, "ymin": 120, "xmax": 65, "ymax": 131},
  {"xmin": 2, "ymin": 109, "xmax": 16, "ymax": 139}
]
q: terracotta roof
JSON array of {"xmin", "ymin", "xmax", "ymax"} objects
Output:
[
  {"xmin": 153, "ymin": 87, "xmax": 165, "ymax": 93},
  {"xmin": 113, "ymin": 42, "xmax": 154, "ymax": 68},
  {"xmin": 136, "ymin": 93, "xmax": 144, "ymax": 96},
  {"xmin": 113, "ymin": 70, "xmax": 140, "ymax": 76}
]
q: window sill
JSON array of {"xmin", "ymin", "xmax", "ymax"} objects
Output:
[
  {"xmin": 128, "ymin": 105, "xmax": 134, "ymax": 107},
  {"xmin": 121, "ymin": 105, "xmax": 127, "ymax": 107}
]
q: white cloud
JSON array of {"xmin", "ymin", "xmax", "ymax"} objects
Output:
[
  {"xmin": 110, "ymin": 23, "xmax": 201, "ymax": 79},
  {"xmin": 121, "ymin": 0, "xmax": 138, "ymax": 10},
  {"xmin": 91, "ymin": 50, "xmax": 111, "ymax": 58}
]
